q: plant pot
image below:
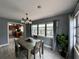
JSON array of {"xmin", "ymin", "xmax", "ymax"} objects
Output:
[{"xmin": 60, "ymin": 51, "xmax": 66, "ymax": 57}]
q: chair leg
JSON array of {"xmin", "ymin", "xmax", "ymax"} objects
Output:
[
  {"xmin": 39, "ymin": 49, "xmax": 41, "ymax": 58},
  {"xmin": 27, "ymin": 50, "xmax": 28, "ymax": 59},
  {"xmin": 15, "ymin": 44, "xmax": 17, "ymax": 56},
  {"xmin": 15, "ymin": 45, "xmax": 19, "ymax": 57},
  {"xmin": 34, "ymin": 53, "xmax": 35, "ymax": 59},
  {"xmin": 42, "ymin": 42, "xmax": 44, "ymax": 55}
]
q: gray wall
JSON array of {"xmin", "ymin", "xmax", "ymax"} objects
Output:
[
  {"xmin": 32, "ymin": 14, "xmax": 69, "ymax": 35},
  {"xmin": 26, "ymin": 24, "xmax": 31, "ymax": 37},
  {"xmin": 31, "ymin": 14, "xmax": 69, "ymax": 50},
  {"xmin": 0, "ymin": 17, "xmax": 21, "ymax": 45}
]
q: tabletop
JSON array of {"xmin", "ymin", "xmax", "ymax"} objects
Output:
[{"xmin": 16, "ymin": 37, "xmax": 41, "ymax": 50}]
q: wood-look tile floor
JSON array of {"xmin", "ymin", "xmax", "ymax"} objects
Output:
[{"xmin": 0, "ymin": 38, "xmax": 64, "ymax": 59}]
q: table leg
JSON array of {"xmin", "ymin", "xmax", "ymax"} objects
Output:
[
  {"xmin": 42, "ymin": 42, "xmax": 44, "ymax": 54},
  {"xmin": 27, "ymin": 50, "xmax": 28, "ymax": 59},
  {"xmin": 27, "ymin": 50, "xmax": 32, "ymax": 59}
]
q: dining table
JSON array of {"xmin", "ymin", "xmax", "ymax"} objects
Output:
[{"xmin": 15, "ymin": 37, "xmax": 44, "ymax": 59}]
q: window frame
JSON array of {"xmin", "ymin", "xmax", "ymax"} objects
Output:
[
  {"xmin": 75, "ymin": 10, "xmax": 79, "ymax": 50},
  {"xmin": 76, "ymin": 15, "xmax": 79, "ymax": 45}
]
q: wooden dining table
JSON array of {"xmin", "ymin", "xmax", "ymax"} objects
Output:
[{"xmin": 15, "ymin": 37, "xmax": 44, "ymax": 59}]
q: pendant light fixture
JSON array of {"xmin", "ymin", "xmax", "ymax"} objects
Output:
[{"xmin": 21, "ymin": 13, "xmax": 32, "ymax": 24}]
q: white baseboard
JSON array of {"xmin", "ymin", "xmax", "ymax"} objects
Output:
[{"xmin": 0, "ymin": 44, "xmax": 8, "ymax": 47}]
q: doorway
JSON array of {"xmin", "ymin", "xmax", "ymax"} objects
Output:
[{"xmin": 8, "ymin": 22, "xmax": 24, "ymax": 45}]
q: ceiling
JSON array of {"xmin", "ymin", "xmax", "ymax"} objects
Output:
[{"xmin": 0, "ymin": 0, "xmax": 78, "ymax": 21}]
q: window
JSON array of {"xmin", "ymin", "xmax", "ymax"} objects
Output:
[
  {"xmin": 46, "ymin": 23, "xmax": 53, "ymax": 37},
  {"xmin": 76, "ymin": 14, "xmax": 79, "ymax": 45},
  {"xmin": 38, "ymin": 24, "xmax": 45, "ymax": 36},
  {"xmin": 75, "ymin": 13, "xmax": 79, "ymax": 50},
  {"xmin": 74, "ymin": 18, "xmax": 76, "ymax": 46},
  {"xmin": 31, "ymin": 25, "xmax": 37, "ymax": 36}
]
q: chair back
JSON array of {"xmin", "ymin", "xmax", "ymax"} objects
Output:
[
  {"xmin": 14, "ymin": 39, "xmax": 21, "ymax": 50},
  {"xmin": 35, "ymin": 41, "xmax": 41, "ymax": 53},
  {"xmin": 31, "ymin": 41, "xmax": 41, "ymax": 54}
]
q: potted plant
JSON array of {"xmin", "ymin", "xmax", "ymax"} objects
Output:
[{"xmin": 56, "ymin": 33, "xmax": 68, "ymax": 57}]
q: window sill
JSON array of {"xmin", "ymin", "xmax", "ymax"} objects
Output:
[
  {"xmin": 37, "ymin": 35, "xmax": 53, "ymax": 39},
  {"xmin": 38, "ymin": 35, "xmax": 45, "ymax": 37},
  {"xmin": 45, "ymin": 36, "xmax": 53, "ymax": 38}
]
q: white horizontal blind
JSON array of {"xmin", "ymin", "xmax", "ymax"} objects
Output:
[
  {"xmin": 31, "ymin": 25, "xmax": 37, "ymax": 36},
  {"xmin": 38, "ymin": 24, "xmax": 45, "ymax": 36},
  {"xmin": 46, "ymin": 23, "xmax": 53, "ymax": 37}
]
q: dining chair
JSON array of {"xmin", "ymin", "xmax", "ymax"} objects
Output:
[
  {"xmin": 14, "ymin": 39, "xmax": 20, "ymax": 57},
  {"xmin": 14, "ymin": 39, "xmax": 28, "ymax": 57},
  {"xmin": 31, "ymin": 41, "xmax": 41, "ymax": 59}
]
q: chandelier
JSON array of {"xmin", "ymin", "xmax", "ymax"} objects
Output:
[{"xmin": 21, "ymin": 13, "xmax": 32, "ymax": 24}]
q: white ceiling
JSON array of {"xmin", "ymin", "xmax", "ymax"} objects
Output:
[{"xmin": 0, "ymin": 0, "xmax": 78, "ymax": 21}]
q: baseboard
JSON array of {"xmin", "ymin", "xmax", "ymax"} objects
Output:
[{"xmin": 0, "ymin": 44, "xmax": 8, "ymax": 47}]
